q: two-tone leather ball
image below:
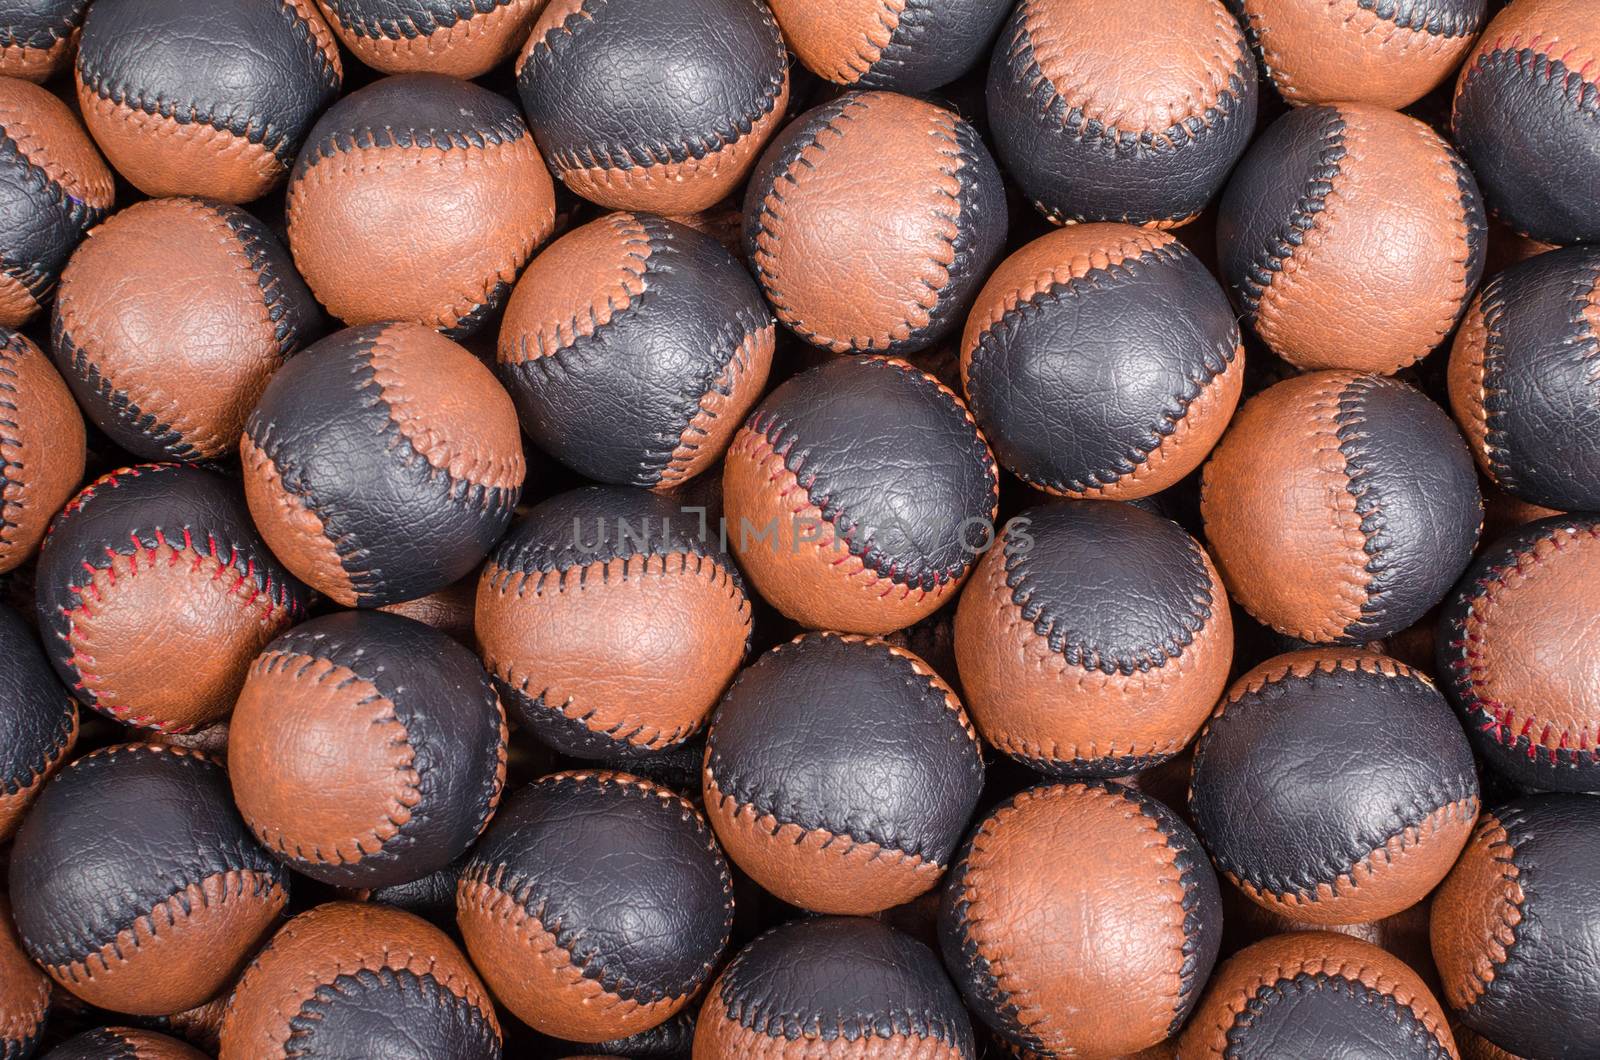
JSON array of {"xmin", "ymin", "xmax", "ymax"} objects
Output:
[
  {"xmin": 52, "ymin": 197, "xmax": 321, "ymax": 461},
  {"xmin": 1449, "ymin": 245, "xmax": 1600, "ymax": 512},
  {"xmin": 496, "ymin": 212, "xmax": 774, "ymax": 488},
  {"xmin": 229, "ymin": 611, "xmax": 507, "ymax": 888},
  {"xmin": 0, "ymin": 0, "xmax": 90, "ymax": 81},
  {"xmin": 702, "ymin": 632, "xmax": 984, "ymax": 915},
  {"xmin": 458, "ymin": 771, "xmax": 734, "ymax": 1043},
  {"xmin": 0, "ymin": 894, "xmax": 50, "ymax": 1060},
  {"xmin": 221, "ymin": 902, "xmax": 500, "ymax": 1060},
  {"xmin": 287, "ymin": 74, "xmax": 556, "ymax": 336},
  {"xmin": 743, "ymin": 91, "xmax": 1007, "ymax": 356},
  {"xmin": 44, "ymin": 1029, "xmax": 207, "ymax": 1060},
  {"xmin": 1438, "ymin": 513, "xmax": 1600, "ymax": 793},
  {"xmin": 8, "ymin": 744, "xmax": 289, "ymax": 1015},
  {"xmin": 314, "ymin": 0, "xmax": 544, "ymax": 77},
  {"xmin": 73, "ymin": 0, "xmax": 342, "ymax": 202},
  {"xmin": 35, "ymin": 464, "xmax": 309, "ymax": 733},
  {"xmin": 515, "ymin": 0, "xmax": 788, "ymax": 214},
  {"xmin": 1189, "ymin": 649, "xmax": 1481, "ymax": 925},
  {"xmin": 955, "ymin": 501, "xmax": 1234, "ymax": 777},
  {"xmin": 241, "ymin": 322, "xmax": 524, "ymax": 608},
  {"xmin": 1453, "ymin": 0, "xmax": 1600, "ymax": 246},
  {"xmin": 0, "ymin": 327, "xmax": 84, "ymax": 572},
  {"xmin": 695, "ymin": 917, "xmax": 977, "ymax": 1059},
  {"xmin": 476, "ymin": 485, "xmax": 750, "ymax": 760},
  {"xmin": 0, "ymin": 77, "xmax": 113, "ymax": 328},
  {"xmin": 0, "ymin": 601, "xmax": 75, "ymax": 842},
  {"xmin": 769, "ymin": 0, "xmax": 1010, "ymax": 93},
  {"xmin": 1201, "ymin": 371, "xmax": 1482, "ymax": 644},
  {"xmin": 1432, "ymin": 794, "xmax": 1600, "ymax": 1060},
  {"xmin": 939, "ymin": 782, "xmax": 1222, "ymax": 1058},
  {"xmin": 723, "ymin": 355, "xmax": 999, "ymax": 634},
  {"xmin": 1217, "ymin": 102, "xmax": 1486, "ymax": 373},
  {"xmin": 960, "ymin": 224, "xmax": 1243, "ymax": 498},
  {"xmin": 986, "ymin": 0, "xmax": 1258, "ymax": 228}
]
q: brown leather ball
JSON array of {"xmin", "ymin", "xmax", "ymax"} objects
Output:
[
  {"xmin": 314, "ymin": 0, "xmax": 544, "ymax": 77},
  {"xmin": 0, "ymin": 894, "xmax": 50, "ymax": 1060},
  {"xmin": 0, "ymin": 0, "xmax": 89, "ymax": 82},
  {"xmin": 0, "ymin": 327, "xmax": 85, "ymax": 574},
  {"xmin": 44, "ymin": 1028, "xmax": 208, "ymax": 1060}
]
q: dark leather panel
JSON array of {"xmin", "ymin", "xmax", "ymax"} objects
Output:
[
  {"xmin": 1226, "ymin": 972, "xmax": 1454, "ymax": 1059},
  {"xmin": 587, "ymin": 1009, "xmax": 696, "ymax": 1059},
  {"xmin": 286, "ymin": 967, "xmax": 501, "ymax": 1060},
  {"xmin": 0, "ymin": 126, "xmax": 105, "ymax": 307},
  {"xmin": 1351, "ymin": 0, "xmax": 1485, "ymax": 36},
  {"xmin": 0, "ymin": 0, "xmax": 89, "ymax": 49},
  {"xmin": 490, "ymin": 484, "xmax": 738, "ymax": 574},
  {"xmin": 858, "ymin": 0, "xmax": 1010, "ymax": 92},
  {"xmin": 365, "ymin": 856, "xmax": 466, "ymax": 925},
  {"xmin": 0, "ymin": 601, "xmax": 74, "ymax": 801},
  {"xmin": 320, "ymin": 0, "xmax": 509, "ymax": 38},
  {"xmin": 40, "ymin": 1028, "xmax": 193, "ymax": 1060}
]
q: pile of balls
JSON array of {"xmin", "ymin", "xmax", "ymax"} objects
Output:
[{"xmin": 0, "ymin": 0, "xmax": 1596, "ymax": 1056}]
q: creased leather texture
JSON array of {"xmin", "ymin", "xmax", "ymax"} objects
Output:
[
  {"xmin": 315, "ymin": 0, "xmax": 545, "ymax": 77},
  {"xmin": 586, "ymin": 1008, "xmax": 697, "ymax": 1059},
  {"xmin": 1452, "ymin": 0, "xmax": 1600, "ymax": 245},
  {"xmin": 73, "ymin": 0, "xmax": 341, "ymax": 202},
  {"xmin": 242, "ymin": 322, "xmax": 524, "ymax": 608},
  {"xmin": 694, "ymin": 916, "xmax": 976, "ymax": 1058},
  {"xmin": 497, "ymin": 212, "xmax": 774, "ymax": 488},
  {"xmin": 987, "ymin": 0, "xmax": 1258, "ymax": 227},
  {"xmin": 0, "ymin": 600, "xmax": 75, "ymax": 843},
  {"xmin": 457, "ymin": 771, "xmax": 734, "ymax": 1043},
  {"xmin": 1430, "ymin": 794, "xmax": 1600, "ymax": 1060},
  {"xmin": 34, "ymin": 463, "xmax": 310, "ymax": 733},
  {"xmin": 769, "ymin": 0, "xmax": 1010, "ymax": 92},
  {"xmin": 7, "ymin": 744, "xmax": 289, "ymax": 1016},
  {"xmin": 42, "ymin": 1028, "xmax": 208, "ymax": 1060},
  {"xmin": 701, "ymin": 632, "xmax": 984, "ymax": 914},
  {"xmin": 52, "ymin": 197, "xmax": 321, "ymax": 462},
  {"xmin": 0, "ymin": 894, "xmax": 49, "ymax": 1060},
  {"xmin": 0, "ymin": 0, "xmax": 89, "ymax": 81},
  {"xmin": 0, "ymin": 326, "xmax": 85, "ymax": 573}
]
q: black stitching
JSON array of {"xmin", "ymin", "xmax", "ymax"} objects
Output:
[
  {"xmin": 1229, "ymin": 971, "xmax": 1452, "ymax": 1056},
  {"xmin": 1237, "ymin": 108, "xmax": 1348, "ymax": 318},
  {"xmin": 319, "ymin": 0, "xmax": 509, "ymax": 40}
]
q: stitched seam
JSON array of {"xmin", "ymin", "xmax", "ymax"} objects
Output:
[
  {"xmin": 1242, "ymin": 110, "xmax": 1349, "ymax": 323},
  {"xmin": 706, "ymin": 778, "xmax": 939, "ymax": 869},
  {"xmin": 655, "ymin": 324, "xmax": 770, "ymax": 488},
  {"xmin": 50, "ymin": 309, "xmax": 195, "ymax": 459},
  {"xmin": 499, "ymin": 212, "xmax": 652, "ymax": 362},
  {"xmin": 0, "ymin": 4, "xmax": 83, "ymax": 49},
  {"xmin": 1475, "ymin": 274, "xmax": 1513, "ymax": 486},
  {"xmin": 1230, "ymin": 974, "xmax": 1450, "ymax": 1057},
  {"xmin": 1452, "ymin": 813, "xmax": 1524, "ymax": 1009},
  {"xmin": 0, "ymin": 336, "xmax": 32, "ymax": 546},
  {"xmin": 0, "ymin": 693, "xmax": 73, "ymax": 797},
  {"xmin": 207, "ymin": 201, "xmax": 305, "ymax": 360},
  {"xmin": 322, "ymin": 0, "xmax": 511, "ymax": 38},
  {"xmin": 0, "ymin": 99, "xmax": 112, "ymax": 210},
  {"xmin": 287, "ymin": 966, "xmax": 500, "ymax": 1054}
]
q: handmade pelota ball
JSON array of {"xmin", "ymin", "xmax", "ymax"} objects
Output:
[
  {"xmin": 1201, "ymin": 371, "xmax": 1482, "ymax": 644},
  {"xmin": 1179, "ymin": 932, "xmax": 1458, "ymax": 1057},
  {"xmin": 0, "ymin": 601, "xmax": 75, "ymax": 843},
  {"xmin": 287, "ymin": 74, "xmax": 555, "ymax": 336},
  {"xmin": 0, "ymin": 894, "xmax": 49, "ymax": 1060},
  {"xmin": 1453, "ymin": 0, "xmax": 1600, "ymax": 246},
  {"xmin": 220, "ymin": 902, "xmax": 500, "ymax": 1060},
  {"xmin": 745, "ymin": 91, "xmax": 1006, "ymax": 357},
  {"xmin": 1432, "ymin": 794, "xmax": 1600, "ymax": 1060},
  {"xmin": 314, "ymin": 0, "xmax": 544, "ymax": 77},
  {"xmin": 44, "ymin": 1028, "xmax": 207, "ymax": 1060},
  {"xmin": 960, "ymin": 224, "xmax": 1243, "ymax": 498},
  {"xmin": 702, "ymin": 632, "xmax": 984, "ymax": 915},
  {"xmin": 1217, "ymin": 102, "xmax": 1486, "ymax": 373},
  {"xmin": 722, "ymin": 355, "xmax": 998, "ymax": 634},
  {"xmin": 1189, "ymin": 649, "xmax": 1481, "ymax": 926},
  {"xmin": 769, "ymin": 0, "xmax": 1010, "ymax": 93},
  {"xmin": 0, "ymin": 77, "xmax": 113, "ymax": 329},
  {"xmin": 476, "ymin": 486, "xmax": 750, "ymax": 760},
  {"xmin": 52, "ymin": 197, "xmax": 321, "ymax": 461},
  {"xmin": 0, "ymin": 327, "xmax": 85, "ymax": 573},
  {"xmin": 73, "ymin": 0, "xmax": 342, "ymax": 202},
  {"xmin": 1438, "ymin": 514, "xmax": 1600, "ymax": 793},
  {"xmin": 457, "ymin": 771, "xmax": 733, "ymax": 1043},
  {"xmin": 1449, "ymin": 245, "xmax": 1600, "ymax": 512},
  {"xmin": 242, "ymin": 322, "xmax": 524, "ymax": 608},
  {"xmin": 8, "ymin": 744, "xmax": 289, "ymax": 1015},
  {"xmin": 695, "ymin": 917, "xmax": 976, "ymax": 1059},
  {"xmin": 496, "ymin": 212, "xmax": 774, "ymax": 489},
  {"xmin": 230, "ymin": 611, "xmax": 507, "ymax": 888},
  {"xmin": 986, "ymin": 0, "xmax": 1258, "ymax": 228},
  {"xmin": 0, "ymin": 0, "xmax": 89, "ymax": 81},
  {"xmin": 955, "ymin": 501, "xmax": 1233, "ymax": 777},
  {"xmin": 516, "ymin": 0, "xmax": 789, "ymax": 214},
  {"xmin": 36, "ymin": 464, "xmax": 309, "ymax": 733}
]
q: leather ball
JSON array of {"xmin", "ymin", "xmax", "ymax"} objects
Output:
[
  {"xmin": 73, "ymin": 0, "xmax": 342, "ymax": 203},
  {"xmin": 43, "ymin": 1028, "xmax": 207, "ymax": 1060},
  {"xmin": 1431, "ymin": 794, "xmax": 1600, "ymax": 1060},
  {"xmin": 986, "ymin": 0, "xmax": 1258, "ymax": 228},
  {"xmin": 1178, "ymin": 931, "xmax": 1458, "ymax": 1057},
  {"xmin": 744, "ymin": 90, "xmax": 1007, "ymax": 356},
  {"xmin": 961, "ymin": 224, "xmax": 1244, "ymax": 499},
  {"xmin": 52, "ymin": 197, "xmax": 321, "ymax": 462},
  {"xmin": 1230, "ymin": 0, "xmax": 1488, "ymax": 109},
  {"xmin": 229, "ymin": 610, "xmax": 508, "ymax": 888},
  {"xmin": 0, "ymin": 894, "xmax": 49, "ymax": 1060},
  {"xmin": 0, "ymin": 601, "xmax": 75, "ymax": 842},
  {"xmin": 241, "ymin": 322, "xmax": 525, "ymax": 608},
  {"xmin": 1449, "ymin": 245, "xmax": 1600, "ymax": 512},
  {"xmin": 496, "ymin": 212, "xmax": 774, "ymax": 488},
  {"xmin": 769, "ymin": 0, "xmax": 1010, "ymax": 93},
  {"xmin": 0, "ymin": 0, "xmax": 90, "ymax": 82},
  {"xmin": 0, "ymin": 77, "xmax": 113, "ymax": 328},
  {"xmin": 220, "ymin": 901, "xmax": 500, "ymax": 1060},
  {"xmin": 939, "ymin": 782, "xmax": 1223, "ymax": 1058},
  {"xmin": 314, "ymin": 0, "xmax": 544, "ymax": 77},
  {"xmin": 8, "ymin": 744, "xmax": 289, "ymax": 1015},
  {"xmin": 694, "ymin": 916, "xmax": 977, "ymax": 1059},
  {"xmin": 35, "ymin": 464, "xmax": 310, "ymax": 733},
  {"xmin": 1453, "ymin": 0, "xmax": 1600, "ymax": 246},
  {"xmin": 376, "ymin": 571, "xmax": 478, "ymax": 646},
  {"xmin": 702, "ymin": 632, "xmax": 984, "ymax": 915},
  {"xmin": 955, "ymin": 500, "xmax": 1234, "ymax": 777},
  {"xmin": 457, "ymin": 770, "xmax": 734, "ymax": 1043},
  {"xmin": 1189, "ymin": 649, "xmax": 1480, "ymax": 926},
  {"xmin": 722, "ymin": 355, "xmax": 999, "ymax": 635},
  {"xmin": 476, "ymin": 485, "xmax": 750, "ymax": 760},
  {"xmin": 286, "ymin": 73, "xmax": 555, "ymax": 336},
  {"xmin": 1217, "ymin": 102, "xmax": 1487, "ymax": 373},
  {"xmin": 1438, "ymin": 513, "xmax": 1600, "ymax": 793},
  {"xmin": 1201, "ymin": 371, "xmax": 1482, "ymax": 644},
  {"xmin": 0, "ymin": 327, "xmax": 85, "ymax": 572},
  {"xmin": 515, "ymin": 0, "xmax": 789, "ymax": 214}
]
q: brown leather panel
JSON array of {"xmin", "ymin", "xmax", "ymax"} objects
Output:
[
  {"xmin": 0, "ymin": 698, "xmax": 75, "ymax": 841},
  {"xmin": 0, "ymin": 331, "xmax": 86, "ymax": 572},
  {"xmin": 1448, "ymin": 295, "xmax": 1494, "ymax": 482},
  {"xmin": 768, "ymin": 0, "xmax": 905, "ymax": 85},
  {"xmin": 0, "ymin": 78, "xmax": 114, "ymax": 205},
  {"xmin": 498, "ymin": 211, "xmax": 653, "ymax": 363},
  {"xmin": 657, "ymin": 325, "xmax": 775, "ymax": 489},
  {"xmin": 378, "ymin": 571, "xmax": 479, "ymax": 645},
  {"xmin": 1456, "ymin": 1023, "xmax": 1530, "ymax": 1060},
  {"xmin": 240, "ymin": 435, "xmax": 357, "ymax": 606},
  {"xmin": 693, "ymin": 979, "xmax": 970, "ymax": 1058},
  {"xmin": 159, "ymin": 992, "xmax": 230, "ymax": 1055},
  {"xmin": 318, "ymin": 0, "xmax": 542, "ymax": 77},
  {"xmin": 77, "ymin": 1028, "xmax": 210, "ymax": 1059},
  {"xmin": 1458, "ymin": 0, "xmax": 1600, "ymax": 105},
  {"xmin": 0, "ymin": 894, "xmax": 50, "ymax": 1046},
  {"xmin": 0, "ymin": 33, "xmax": 75, "ymax": 83},
  {"xmin": 0, "ymin": 274, "xmax": 38, "ymax": 328},
  {"xmin": 1431, "ymin": 810, "xmax": 1524, "ymax": 1012}
]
